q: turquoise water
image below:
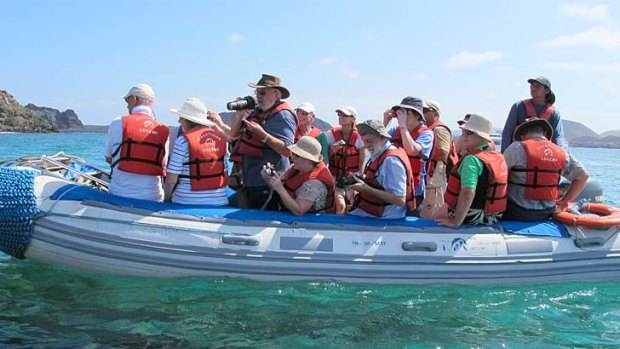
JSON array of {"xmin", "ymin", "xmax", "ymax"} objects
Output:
[{"xmin": 2, "ymin": 132, "xmax": 620, "ymax": 348}]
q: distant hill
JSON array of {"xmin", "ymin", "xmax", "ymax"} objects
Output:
[
  {"xmin": 601, "ymin": 130, "xmax": 620, "ymax": 138},
  {"xmin": 563, "ymin": 120, "xmax": 620, "ymax": 148},
  {"xmin": 0, "ymin": 90, "xmax": 56, "ymax": 132},
  {"xmin": 25, "ymin": 103, "xmax": 84, "ymax": 130}
]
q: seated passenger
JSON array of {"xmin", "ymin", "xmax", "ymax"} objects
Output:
[
  {"xmin": 164, "ymin": 98, "xmax": 229, "ymax": 205},
  {"xmin": 436, "ymin": 113, "xmax": 508, "ymax": 227},
  {"xmin": 502, "ymin": 117, "xmax": 589, "ymax": 221},
  {"xmin": 347, "ymin": 120, "xmax": 415, "ymax": 219},
  {"xmin": 262, "ymin": 136, "xmax": 335, "ymax": 215},
  {"xmin": 105, "ymin": 83, "xmax": 169, "ymax": 201}
]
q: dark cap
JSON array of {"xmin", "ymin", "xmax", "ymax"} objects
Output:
[{"xmin": 391, "ymin": 96, "xmax": 424, "ymax": 118}]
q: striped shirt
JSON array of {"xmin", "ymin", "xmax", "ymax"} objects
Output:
[{"xmin": 167, "ymin": 135, "xmax": 229, "ymax": 206}]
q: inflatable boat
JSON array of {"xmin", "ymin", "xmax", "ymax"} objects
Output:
[{"xmin": 1, "ymin": 153, "xmax": 619, "ymax": 285}]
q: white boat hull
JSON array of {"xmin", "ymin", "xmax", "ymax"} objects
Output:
[{"xmin": 11, "ymin": 174, "xmax": 617, "ymax": 284}]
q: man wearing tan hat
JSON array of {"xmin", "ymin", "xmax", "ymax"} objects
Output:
[
  {"xmin": 105, "ymin": 83, "xmax": 169, "ymax": 201},
  {"xmin": 262, "ymin": 136, "xmax": 335, "ymax": 215},
  {"xmin": 347, "ymin": 120, "xmax": 415, "ymax": 219},
  {"xmin": 229, "ymin": 74, "xmax": 297, "ymax": 209},
  {"xmin": 501, "ymin": 76, "xmax": 567, "ymax": 153},
  {"xmin": 164, "ymin": 98, "xmax": 229, "ymax": 205},
  {"xmin": 503, "ymin": 117, "xmax": 589, "ymax": 221},
  {"xmin": 436, "ymin": 113, "xmax": 508, "ymax": 227},
  {"xmin": 420, "ymin": 100, "xmax": 459, "ymax": 218}
]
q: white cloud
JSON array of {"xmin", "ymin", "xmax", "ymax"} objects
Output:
[
  {"xmin": 412, "ymin": 73, "xmax": 426, "ymax": 81},
  {"xmin": 560, "ymin": 3, "xmax": 609, "ymax": 21},
  {"xmin": 539, "ymin": 61, "xmax": 620, "ymax": 73},
  {"xmin": 228, "ymin": 33, "xmax": 243, "ymax": 43},
  {"xmin": 317, "ymin": 57, "xmax": 335, "ymax": 65},
  {"xmin": 339, "ymin": 68, "xmax": 360, "ymax": 79},
  {"xmin": 541, "ymin": 25, "xmax": 620, "ymax": 50},
  {"xmin": 445, "ymin": 50, "xmax": 503, "ymax": 69}
]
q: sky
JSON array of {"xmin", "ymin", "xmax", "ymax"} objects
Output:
[{"xmin": 1, "ymin": 0, "xmax": 619, "ymax": 133}]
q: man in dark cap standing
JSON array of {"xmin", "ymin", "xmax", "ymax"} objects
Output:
[{"xmin": 501, "ymin": 76, "xmax": 567, "ymax": 153}]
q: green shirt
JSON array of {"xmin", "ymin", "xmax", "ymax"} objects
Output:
[
  {"xmin": 316, "ymin": 132, "xmax": 330, "ymax": 166},
  {"xmin": 457, "ymin": 144, "xmax": 489, "ymax": 188}
]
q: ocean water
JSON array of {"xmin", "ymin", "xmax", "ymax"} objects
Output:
[{"xmin": 2, "ymin": 132, "xmax": 620, "ymax": 348}]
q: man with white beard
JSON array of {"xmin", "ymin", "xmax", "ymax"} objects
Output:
[{"xmin": 346, "ymin": 120, "xmax": 416, "ymax": 219}]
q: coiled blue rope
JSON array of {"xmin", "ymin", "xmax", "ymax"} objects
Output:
[{"xmin": 0, "ymin": 167, "xmax": 41, "ymax": 259}]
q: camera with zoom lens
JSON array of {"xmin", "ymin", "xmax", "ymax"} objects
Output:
[
  {"xmin": 227, "ymin": 95, "xmax": 257, "ymax": 111},
  {"xmin": 336, "ymin": 173, "xmax": 366, "ymax": 188}
]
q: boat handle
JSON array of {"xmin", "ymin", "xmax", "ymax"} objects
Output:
[
  {"xmin": 222, "ymin": 235, "xmax": 260, "ymax": 246},
  {"xmin": 573, "ymin": 237, "xmax": 605, "ymax": 248},
  {"xmin": 402, "ymin": 241, "xmax": 437, "ymax": 252}
]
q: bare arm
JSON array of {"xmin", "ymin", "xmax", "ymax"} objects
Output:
[
  {"xmin": 163, "ymin": 173, "xmax": 179, "ymax": 202},
  {"xmin": 557, "ymin": 171, "xmax": 590, "ymax": 209},
  {"xmin": 244, "ymin": 119, "xmax": 291, "ymax": 157},
  {"xmin": 262, "ymin": 168, "xmax": 313, "ymax": 215},
  {"xmin": 436, "ymin": 187, "xmax": 475, "ymax": 228}
]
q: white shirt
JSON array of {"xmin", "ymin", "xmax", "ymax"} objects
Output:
[
  {"xmin": 166, "ymin": 135, "xmax": 229, "ymax": 205},
  {"xmin": 104, "ymin": 105, "xmax": 166, "ymax": 201}
]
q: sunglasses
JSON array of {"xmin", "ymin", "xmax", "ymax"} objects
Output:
[
  {"xmin": 462, "ymin": 129, "xmax": 475, "ymax": 136},
  {"xmin": 297, "ymin": 110, "xmax": 310, "ymax": 116},
  {"xmin": 337, "ymin": 112, "xmax": 354, "ymax": 118}
]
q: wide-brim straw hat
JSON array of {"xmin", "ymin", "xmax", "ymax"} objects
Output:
[
  {"xmin": 513, "ymin": 117, "xmax": 554, "ymax": 141},
  {"xmin": 248, "ymin": 74, "xmax": 290, "ymax": 99},
  {"xmin": 170, "ymin": 98, "xmax": 214, "ymax": 127},
  {"xmin": 288, "ymin": 136, "xmax": 323, "ymax": 162},
  {"xmin": 459, "ymin": 112, "xmax": 493, "ymax": 142}
]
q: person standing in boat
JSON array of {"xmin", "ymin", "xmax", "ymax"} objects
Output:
[
  {"xmin": 261, "ymin": 136, "xmax": 335, "ymax": 215},
  {"xmin": 419, "ymin": 100, "xmax": 459, "ymax": 218},
  {"xmin": 502, "ymin": 117, "xmax": 589, "ymax": 221},
  {"xmin": 501, "ymin": 76, "xmax": 567, "ymax": 153},
  {"xmin": 163, "ymin": 98, "xmax": 229, "ymax": 205},
  {"xmin": 347, "ymin": 120, "xmax": 415, "ymax": 219},
  {"xmin": 229, "ymin": 74, "xmax": 297, "ymax": 210},
  {"xmin": 383, "ymin": 97, "xmax": 434, "ymax": 216},
  {"xmin": 324, "ymin": 106, "xmax": 366, "ymax": 213},
  {"xmin": 105, "ymin": 83, "xmax": 169, "ymax": 201},
  {"xmin": 294, "ymin": 102, "xmax": 329, "ymax": 164},
  {"xmin": 436, "ymin": 113, "xmax": 508, "ymax": 227}
]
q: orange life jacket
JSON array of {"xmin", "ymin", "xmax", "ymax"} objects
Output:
[
  {"xmin": 523, "ymin": 99, "xmax": 554, "ymax": 121},
  {"xmin": 179, "ymin": 127, "xmax": 228, "ymax": 191},
  {"xmin": 355, "ymin": 147, "xmax": 416, "ymax": 217},
  {"xmin": 329, "ymin": 127, "xmax": 361, "ymax": 178},
  {"xmin": 233, "ymin": 101, "xmax": 296, "ymax": 159},
  {"xmin": 294, "ymin": 126, "xmax": 321, "ymax": 142},
  {"xmin": 509, "ymin": 139, "xmax": 567, "ymax": 201},
  {"xmin": 445, "ymin": 148, "xmax": 508, "ymax": 214},
  {"xmin": 426, "ymin": 120, "xmax": 459, "ymax": 177},
  {"xmin": 391, "ymin": 124, "xmax": 431, "ymax": 189},
  {"xmin": 282, "ymin": 162, "xmax": 336, "ymax": 213},
  {"xmin": 111, "ymin": 113, "xmax": 169, "ymax": 176}
]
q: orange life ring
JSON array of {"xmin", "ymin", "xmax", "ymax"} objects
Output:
[{"xmin": 553, "ymin": 203, "xmax": 620, "ymax": 228}]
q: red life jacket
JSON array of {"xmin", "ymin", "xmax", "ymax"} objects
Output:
[
  {"xmin": 523, "ymin": 99, "xmax": 554, "ymax": 121},
  {"xmin": 294, "ymin": 126, "xmax": 321, "ymax": 142},
  {"xmin": 282, "ymin": 162, "xmax": 336, "ymax": 213},
  {"xmin": 426, "ymin": 120, "xmax": 459, "ymax": 177},
  {"xmin": 509, "ymin": 139, "xmax": 567, "ymax": 201},
  {"xmin": 179, "ymin": 127, "xmax": 228, "ymax": 191},
  {"xmin": 391, "ymin": 124, "xmax": 431, "ymax": 189},
  {"xmin": 329, "ymin": 127, "xmax": 361, "ymax": 178},
  {"xmin": 355, "ymin": 147, "xmax": 416, "ymax": 217},
  {"xmin": 112, "ymin": 113, "xmax": 169, "ymax": 176},
  {"xmin": 233, "ymin": 101, "xmax": 296, "ymax": 159},
  {"xmin": 445, "ymin": 148, "xmax": 508, "ymax": 214}
]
